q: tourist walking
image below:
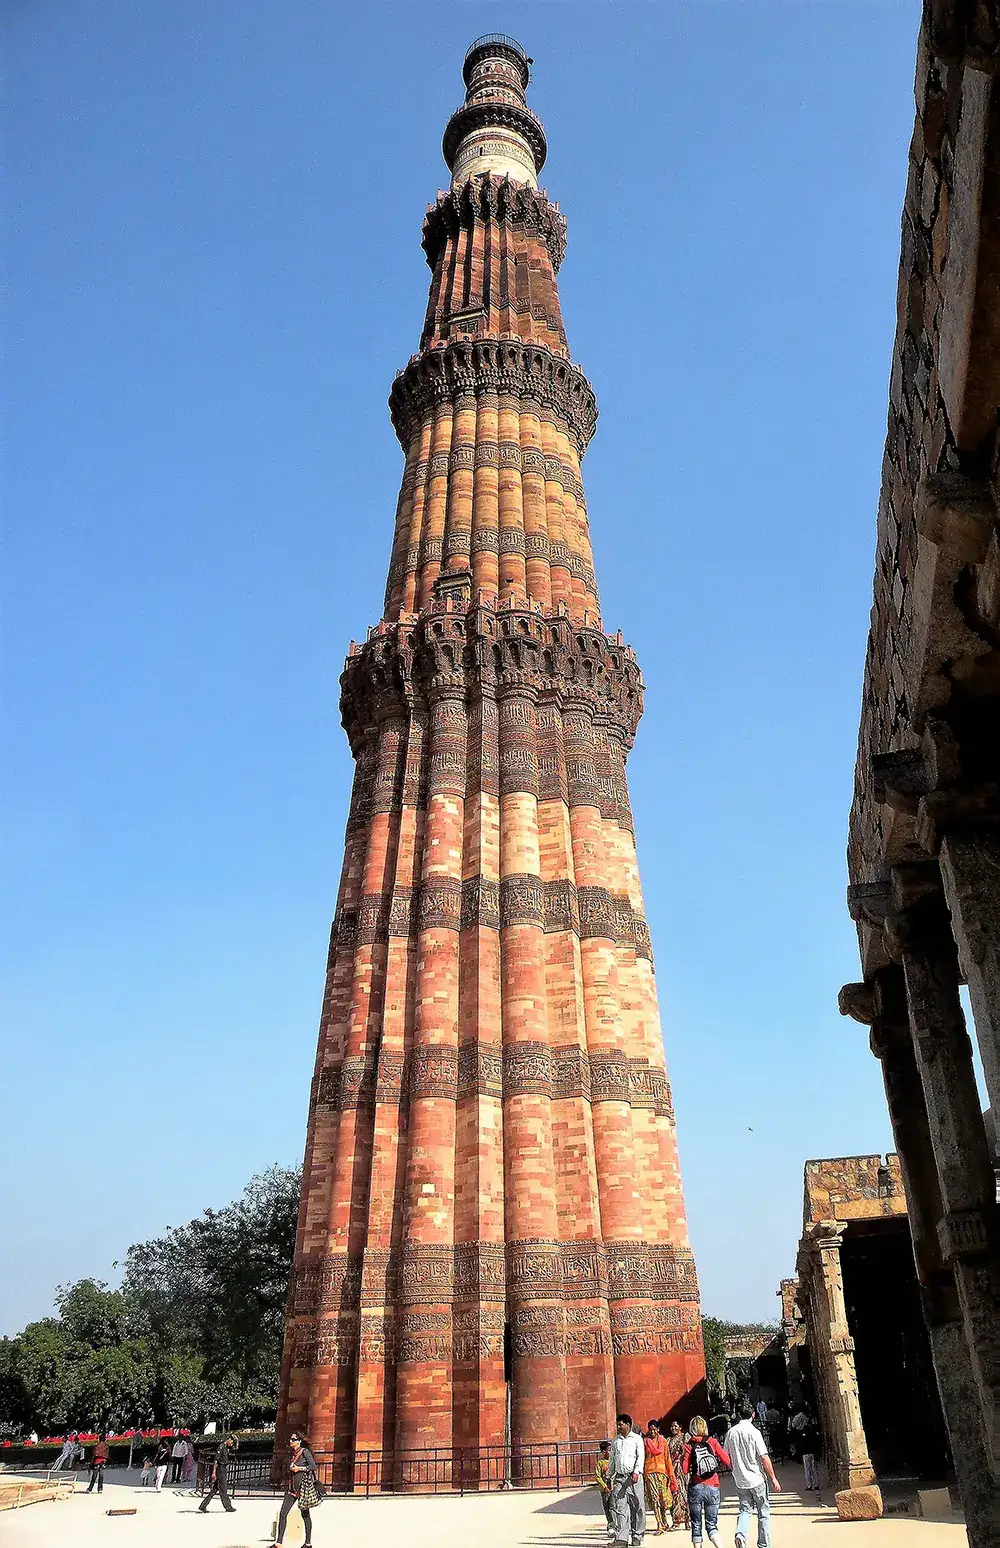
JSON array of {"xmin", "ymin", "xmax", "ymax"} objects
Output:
[
  {"xmin": 182, "ymin": 1439, "xmax": 197, "ymax": 1485},
  {"xmin": 596, "ymin": 1440, "xmax": 615, "ymax": 1537},
  {"xmin": 609, "ymin": 1413, "xmax": 647, "ymax": 1547},
  {"xmin": 643, "ymin": 1420, "xmax": 677, "ymax": 1534},
  {"xmin": 153, "ymin": 1438, "xmax": 170, "ymax": 1491},
  {"xmin": 140, "ymin": 1455, "xmax": 153, "ymax": 1486},
  {"xmin": 799, "ymin": 1410, "xmax": 821, "ymax": 1492},
  {"xmin": 198, "ymin": 1433, "xmax": 237, "ymax": 1514},
  {"xmin": 681, "ymin": 1417, "xmax": 730, "ymax": 1548},
  {"xmin": 51, "ymin": 1435, "xmax": 75, "ymax": 1471},
  {"xmin": 170, "ymin": 1435, "xmax": 188, "ymax": 1484},
  {"xmin": 86, "ymin": 1435, "xmax": 109, "ymax": 1494},
  {"xmin": 725, "ymin": 1400, "xmax": 781, "ymax": 1548},
  {"xmin": 666, "ymin": 1422, "xmax": 689, "ymax": 1528},
  {"xmin": 272, "ymin": 1431, "xmax": 321, "ymax": 1546}
]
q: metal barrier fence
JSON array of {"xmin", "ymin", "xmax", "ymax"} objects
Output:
[{"xmin": 200, "ymin": 1440, "xmax": 603, "ymax": 1497}]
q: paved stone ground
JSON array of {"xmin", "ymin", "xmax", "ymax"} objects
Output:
[{"xmin": 0, "ymin": 1466, "xmax": 966, "ymax": 1546}]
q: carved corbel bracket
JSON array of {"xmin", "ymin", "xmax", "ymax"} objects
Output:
[
  {"xmin": 916, "ymin": 472, "xmax": 998, "ymax": 563},
  {"xmin": 838, "ymin": 981, "xmax": 875, "ymax": 1025},
  {"xmin": 848, "ymin": 862, "xmax": 947, "ymax": 961}
]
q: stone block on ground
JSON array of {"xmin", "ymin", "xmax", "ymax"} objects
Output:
[
  {"xmin": 835, "ymin": 1485, "xmax": 883, "ymax": 1520},
  {"xmin": 917, "ymin": 1486, "xmax": 953, "ymax": 1518}
]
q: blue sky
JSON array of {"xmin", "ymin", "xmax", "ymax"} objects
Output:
[{"xmin": 5, "ymin": 0, "xmax": 922, "ymax": 1336}]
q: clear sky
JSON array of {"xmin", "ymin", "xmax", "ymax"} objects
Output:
[{"xmin": 5, "ymin": 0, "xmax": 923, "ymax": 1336}]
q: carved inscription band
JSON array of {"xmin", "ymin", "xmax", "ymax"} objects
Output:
[
  {"xmin": 315, "ymin": 1044, "xmax": 673, "ymax": 1117},
  {"xmin": 290, "ymin": 1239, "xmax": 700, "ymax": 1317},
  {"xmin": 337, "ymin": 876, "xmax": 652, "ymax": 957},
  {"xmin": 289, "ymin": 1299, "xmax": 702, "ymax": 1367}
]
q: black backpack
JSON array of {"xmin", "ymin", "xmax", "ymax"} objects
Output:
[{"xmin": 690, "ymin": 1440, "xmax": 718, "ymax": 1480}]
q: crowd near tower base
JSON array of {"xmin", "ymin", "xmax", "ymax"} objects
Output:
[{"xmin": 275, "ymin": 34, "xmax": 705, "ymax": 1478}]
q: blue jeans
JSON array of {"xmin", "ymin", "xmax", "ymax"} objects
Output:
[
  {"xmin": 736, "ymin": 1485, "xmax": 771, "ymax": 1548},
  {"xmin": 687, "ymin": 1482, "xmax": 720, "ymax": 1543}
]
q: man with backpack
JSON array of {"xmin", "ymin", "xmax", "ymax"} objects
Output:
[
  {"xmin": 608, "ymin": 1413, "xmax": 647, "ymax": 1546},
  {"xmin": 725, "ymin": 1399, "xmax": 781, "ymax": 1548},
  {"xmin": 681, "ymin": 1417, "xmax": 730, "ymax": 1548}
]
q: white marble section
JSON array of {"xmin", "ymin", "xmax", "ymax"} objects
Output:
[{"xmin": 451, "ymin": 129, "xmax": 537, "ymax": 190}]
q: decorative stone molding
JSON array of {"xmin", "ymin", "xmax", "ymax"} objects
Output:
[
  {"xmin": 390, "ymin": 339, "xmax": 598, "ymax": 455},
  {"xmin": 341, "ymin": 605, "xmax": 643, "ymax": 751},
  {"xmin": 423, "ymin": 175, "xmax": 567, "ymax": 274},
  {"xmin": 443, "ymin": 101, "xmax": 547, "ymax": 178}
]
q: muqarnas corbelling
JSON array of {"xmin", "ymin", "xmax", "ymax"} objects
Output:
[
  {"xmin": 389, "ymin": 339, "xmax": 598, "ymax": 456},
  {"xmin": 422, "ymin": 176, "xmax": 568, "ymax": 276}
]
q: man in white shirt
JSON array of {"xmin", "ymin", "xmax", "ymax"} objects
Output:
[
  {"xmin": 170, "ymin": 1435, "xmax": 189, "ymax": 1485},
  {"xmin": 724, "ymin": 1401, "xmax": 781, "ymax": 1548},
  {"xmin": 608, "ymin": 1413, "xmax": 646, "ymax": 1546}
]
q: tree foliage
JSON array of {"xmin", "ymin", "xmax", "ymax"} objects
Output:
[
  {"xmin": 0, "ymin": 1167, "xmax": 301, "ymax": 1435},
  {"xmin": 122, "ymin": 1164, "xmax": 299, "ymax": 1396},
  {"xmin": 701, "ymin": 1315, "xmax": 780, "ymax": 1404}
]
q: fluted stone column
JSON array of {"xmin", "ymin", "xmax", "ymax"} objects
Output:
[
  {"xmin": 797, "ymin": 1223, "xmax": 874, "ymax": 1491},
  {"xmin": 891, "ymin": 883, "xmax": 1000, "ymax": 1489},
  {"xmin": 845, "ymin": 966, "xmax": 999, "ymax": 1546}
]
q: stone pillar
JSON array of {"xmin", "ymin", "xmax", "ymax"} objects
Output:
[
  {"xmin": 939, "ymin": 824, "xmax": 1000, "ymax": 1124},
  {"xmin": 845, "ymin": 966, "xmax": 999, "ymax": 1545},
  {"xmin": 892, "ymin": 881, "xmax": 1000, "ymax": 1493},
  {"xmin": 798, "ymin": 1224, "xmax": 875, "ymax": 1490}
]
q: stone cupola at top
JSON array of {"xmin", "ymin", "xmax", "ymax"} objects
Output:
[{"xmin": 443, "ymin": 34, "xmax": 546, "ymax": 189}]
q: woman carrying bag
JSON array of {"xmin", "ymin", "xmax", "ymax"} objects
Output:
[{"xmin": 273, "ymin": 1432, "xmax": 322, "ymax": 1546}]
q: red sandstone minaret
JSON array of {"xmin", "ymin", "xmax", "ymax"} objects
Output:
[{"xmin": 278, "ymin": 34, "xmax": 705, "ymax": 1463}]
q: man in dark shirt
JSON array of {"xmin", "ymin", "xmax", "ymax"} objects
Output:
[
  {"xmin": 198, "ymin": 1434, "xmax": 237, "ymax": 1514},
  {"xmin": 86, "ymin": 1436, "xmax": 109, "ymax": 1494}
]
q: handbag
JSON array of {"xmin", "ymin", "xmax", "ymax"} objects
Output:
[{"xmin": 298, "ymin": 1472, "xmax": 321, "ymax": 1509}]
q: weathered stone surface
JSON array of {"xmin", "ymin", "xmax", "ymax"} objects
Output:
[
  {"xmin": 844, "ymin": 10, "xmax": 1000, "ymax": 1540},
  {"xmin": 835, "ymin": 1486, "xmax": 883, "ymax": 1521}
]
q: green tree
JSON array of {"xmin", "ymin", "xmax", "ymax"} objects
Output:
[
  {"xmin": 123, "ymin": 1165, "xmax": 300, "ymax": 1407},
  {"xmin": 0, "ymin": 1169, "xmax": 301, "ymax": 1435},
  {"xmin": 701, "ymin": 1316, "xmax": 727, "ymax": 1403}
]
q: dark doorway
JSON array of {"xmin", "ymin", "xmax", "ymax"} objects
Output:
[{"xmin": 840, "ymin": 1220, "xmax": 949, "ymax": 1479}]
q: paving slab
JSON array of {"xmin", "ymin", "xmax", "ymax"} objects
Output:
[{"xmin": 0, "ymin": 1466, "xmax": 967, "ymax": 1547}]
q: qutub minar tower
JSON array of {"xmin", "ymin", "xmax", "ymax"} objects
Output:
[{"xmin": 278, "ymin": 35, "xmax": 705, "ymax": 1462}]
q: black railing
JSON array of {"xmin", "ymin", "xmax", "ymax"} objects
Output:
[
  {"xmin": 465, "ymin": 35, "xmax": 529, "ymax": 64},
  {"xmin": 199, "ymin": 1440, "xmax": 602, "ymax": 1497}
]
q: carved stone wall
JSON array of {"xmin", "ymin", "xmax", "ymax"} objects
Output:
[{"xmin": 844, "ymin": 11, "xmax": 1000, "ymax": 1531}]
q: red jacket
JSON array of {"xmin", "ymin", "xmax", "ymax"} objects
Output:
[{"xmin": 682, "ymin": 1436, "xmax": 729, "ymax": 1488}]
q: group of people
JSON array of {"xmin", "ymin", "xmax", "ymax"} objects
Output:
[
  {"xmin": 596, "ymin": 1404, "xmax": 784, "ymax": 1548},
  {"xmin": 139, "ymin": 1434, "xmax": 197, "ymax": 1489}
]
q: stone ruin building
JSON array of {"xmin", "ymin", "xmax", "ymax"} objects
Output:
[
  {"xmin": 789, "ymin": 1155, "xmax": 949, "ymax": 1490},
  {"xmin": 276, "ymin": 35, "xmax": 705, "ymax": 1475},
  {"xmin": 838, "ymin": 2, "xmax": 1000, "ymax": 1542}
]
